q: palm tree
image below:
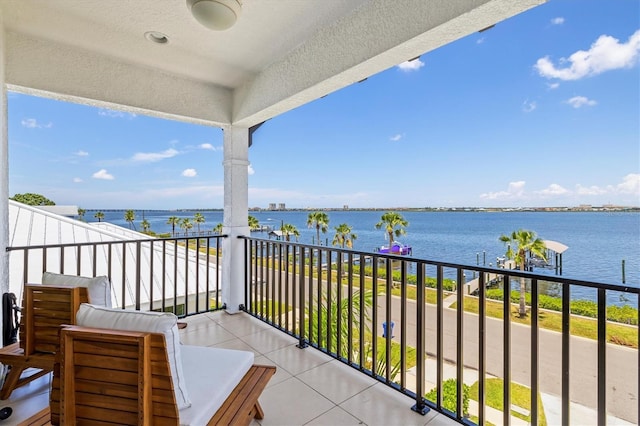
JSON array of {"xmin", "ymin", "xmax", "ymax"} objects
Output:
[
  {"xmin": 213, "ymin": 223, "xmax": 223, "ymax": 234},
  {"xmin": 141, "ymin": 219, "xmax": 151, "ymax": 233},
  {"xmin": 499, "ymin": 229, "xmax": 547, "ymax": 317},
  {"xmin": 167, "ymin": 216, "xmax": 180, "ymax": 237},
  {"xmin": 180, "ymin": 218, "xmax": 193, "ymax": 236},
  {"xmin": 77, "ymin": 208, "xmax": 86, "ymax": 221},
  {"xmin": 193, "ymin": 212, "xmax": 205, "ymax": 235},
  {"xmin": 307, "ymin": 211, "xmax": 329, "ymax": 245},
  {"xmin": 124, "ymin": 210, "xmax": 136, "ymax": 230},
  {"xmin": 332, "ymin": 223, "xmax": 357, "ymax": 248},
  {"xmin": 248, "ymin": 215, "xmax": 260, "ymax": 231},
  {"xmin": 375, "ymin": 211, "xmax": 408, "ymax": 250},
  {"xmin": 280, "ymin": 223, "xmax": 299, "ymax": 242},
  {"xmin": 94, "ymin": 211, "xmax": 105, "ymax": 222}
]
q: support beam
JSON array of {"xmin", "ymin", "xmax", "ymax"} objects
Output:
[
  {"xmin": 221, "ymin": 126, "xmax": 250, "ymax": 314},
  {"xmin": 0, "ymin": 12, "xmax": 10, "ymax": 343}
]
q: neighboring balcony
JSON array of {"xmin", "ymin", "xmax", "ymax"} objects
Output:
[{"xmin": 6, "ymin": 236, "xmax": 639, "ymax": 425}]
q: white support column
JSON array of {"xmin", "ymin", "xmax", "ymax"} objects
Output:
[
  {"xmin": 221, "ymin": 125, "xmax": 249, "ymax": 314},
  {"xmin": 0, "ymin": 14, "xmax": 9, "ymax": 340}
]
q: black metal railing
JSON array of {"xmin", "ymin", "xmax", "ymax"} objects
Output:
[
  {"xmin": 7, "ymin": 235, "xmax": 226, "ymax": 317},
  {"xmin": 241, "ymin": 236, "xmax": 639, "ymax": 426}
]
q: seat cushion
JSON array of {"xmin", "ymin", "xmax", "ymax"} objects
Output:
[
  {"xmin": 75, "ymin": 303, "xmax": 191, "ymax": 409},
  {"xmin": 178, "ymin": 345, "xmax": 254, "ymax": 426},
  {"xmin": 42, "ymin": 272, "xmax": 112, "ymax": 308}
]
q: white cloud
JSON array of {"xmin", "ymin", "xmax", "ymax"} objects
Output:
[
  {"xmin": 21, "ymin": 118, "xmax": 52, "ymax": 128},
  {"xmin": 389, "ymin": 134, "xmax": 403, "ymax": 142},
  {"xmin": 575, "ymin": 184, "xmax": 607, "ymax": 195},
  {"xmin": 480, "ymin": 181, "xmax": 526, "ymax": 200},
  {"xmin": 616, "ymin": 173, "xmax": 640, "ymax": 194},
  {"xmin": 551, "ymin": 17, "xmax": 565, "ymax": 25},
  {"xmin": 74, "ymin": 150, "xmax": 89, "ymax": 157},
  {"xmin": 535, "ymin": 30, "xmax": 640, "ymax": 80},
  {"xmin": 182, "ymin": 168, "xmax": 197, "ymax": 177},
  {"xmin": 98, "ymin": 109, "xmax": 137, "ymax": 119},
  {"xmin": 131, "ymin": 148, "xmax": 179, "ymax": 162},
  {"xmin": 397, "ymin": 59, "xmax": 424, "ymax": 72},
  {"xmin": 522, "ymin": 100, "xmax": 537, "ymax": 113},
  {"xmin": 535, "ymin": 183, "xmax": 569, "ymax": 196},
  {"xmin": 547, "ymin": 82, "xmax": 560, "ymax": 90},
  {"xmin": 199, "ymin": 143, "xmax": 222, "ymax": 151},
  {"xmin": 566, "ymin": 96, "xmax": 597, "ymax": 108},
  {"xmin": 476, "ymin": 37, "xmax": 486, "ymax": 45},
  {"xmin": 482, "ymin": 175, "xmax": 639, "ymax": 204},
  {"xmin": 73, "ymin": 177, "xmax": 83, "ymax": 183},
  {"xmin": 92, "ymin": 169, "xmax": 115, "ymax": 180},
  {"xmin": 248, "ymin": 164, "xmax": 255, "ymax": 175}
]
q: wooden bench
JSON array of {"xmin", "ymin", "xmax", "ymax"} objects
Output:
[
  {"xmin": 0, "ymin": 285, "xmax": 88, "ymax": 400},
  {"xmin": 43, "ymin": 325, "xmax": 275, "ymax": 425}
]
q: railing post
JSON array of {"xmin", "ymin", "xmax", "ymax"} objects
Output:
[
  {"xmin": 412, "ymin": 262, "xmax": 429, "ymax": 415},
  {"xmin": 297, "ymin": 246, "xmax": 307, "ymax": 349},
  {"xmin": 456, "ymin": 268, "xmax": 464, "ymax": 420},
  {"xmin": 597, "ymin": 288, "xmax": 606, "ymax": 426},
  {"xmin": 503, "ymin": 274, "xmax": 511, "ymax": 426}
]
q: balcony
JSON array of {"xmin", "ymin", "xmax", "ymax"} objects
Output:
[{"xmin": 5, "ymin": 236, "xmax": 639, "ymax": 425}]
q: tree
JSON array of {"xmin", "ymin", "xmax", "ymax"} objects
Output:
[
  {"xmin": 213, "ymin": 223, "xmax": 223, "ymax": 234},
  {"xmin": 94, "ymin": 211, "xmax": 105, "ymax": 222},
  {"xmin": 180, "ymin": 218, "xmax": 193, "ymax": 236},
  {"xmin": 10, "ymin": 193, "xmax": 55, "ymax": 206},
  {"xmin": 332, "ymin": 223, "xmax": 357, "ymax": 249},
  {"xmin": 248, "ymin": 215, "xmax": 260, "ymax": 231},
  {"xmin": 307, "ymin": 211, "xmax": 329, "ymax": 245},
  {"xmin": 375, "ymin": 211, "xmax": 408, "ymax": 250},
  {"xmin": 499, "ymin": 229, "xmax": 547, "ymax": 317},
  {"xmin": 280, "ymin": 223, "xmax": 299, "ymax": 242},
  {"xmin": 193, "ymin": 213, "xmax": 205, "ymax": 235},
  {"xmin": 77, "ymin": 208, "xmax": 86, "ymax": 221},
  {"xmin": 141, "ymin": 219, "xmax": 151, "ymax": 233},
  {"xmin": 124, "ymin": 210, "xmax": 136, "ymax": 230},
  {"xmin": 167, "ymin": 216, "xmax": 180, "ymax": 237}
]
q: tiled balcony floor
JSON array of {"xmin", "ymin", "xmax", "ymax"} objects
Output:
[{"xmin": 4, "ymin": 311, "xmax": 459, "ymax": 425}]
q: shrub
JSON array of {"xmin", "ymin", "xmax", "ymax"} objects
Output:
[{"xmin": 426, "ymin": 378, "xmax": 469, "ymax": 416}]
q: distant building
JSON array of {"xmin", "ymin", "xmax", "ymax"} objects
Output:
[
  {"xmin": 268, "ymin": 203, "xmax": 276, "ymax": 210},
  {"xmin": 343, "ymin": 205, "xmax": 349, "ymax": 210},
  {"xmin": 278, "ymin": 203, "xmax": 286, "ymax": 210}
]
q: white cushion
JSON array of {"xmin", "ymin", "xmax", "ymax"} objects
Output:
[
  {"xmin": 42, "ymin": 272, "xmax": 112, "ymax": 308},
  {"xmin": 179, "ymin": 345, "xmax": 253, "ymax": 426},
  {"xmin": 75, "ymin": 303, "xmax": 191, "ymax": 410}
]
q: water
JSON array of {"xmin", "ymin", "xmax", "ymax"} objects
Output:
[{"xmin": 88, "ymin": 210, "xmax": 639, "ymax": 302}]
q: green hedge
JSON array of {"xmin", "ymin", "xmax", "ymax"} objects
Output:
[
  {"xmin": 344, "ymin": 265, "xmax": 457, "ymax": 291},
  {"xmin": 426, "ymin": 378, "xmax": 469, "ymax": 416},
  {"xmin": 485, "ymin": 289, "xmax": 637, "ymax": 325}
]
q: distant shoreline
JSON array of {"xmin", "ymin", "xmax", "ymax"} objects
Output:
[{"xmin": 84, "ymin": 206, "xmax": 640, "ymax": 213}]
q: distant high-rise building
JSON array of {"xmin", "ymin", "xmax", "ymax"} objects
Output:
[
  {"xmin": 268, "ymin": 203, "xmax": 276, "ymax": 210},
  {"xmin": 343, "ymin": 205, "xmax": 349, "ymax": 210},
  {"xmin": 278, "ymin": 203, "xmax": 286, "ymax": 210}
]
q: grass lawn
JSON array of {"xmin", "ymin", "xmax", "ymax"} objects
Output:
[
  {"xmin": 469, "ymin": 378, "xmax": 547, "ymax": 425},
  {"xmin": 456, "ymin": 297, "xmax": 638, "ymax": 348}
]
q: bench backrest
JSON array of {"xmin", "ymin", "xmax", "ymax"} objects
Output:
[
  {"xmin": 51, "ymin": 325, "xmax": 179, "ymax": 425},
  {"xmin": 19, "ymin": 284, "xmax": 89, "ymax": 355}
]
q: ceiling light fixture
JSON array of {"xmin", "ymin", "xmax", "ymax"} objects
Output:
[
  {"xmin": 186, "ymin": 0, "xmax": 242, "ymax": 31},
  {"xmin": 144, "ymin": 31, "xmax": 169, "ymax": 44}
]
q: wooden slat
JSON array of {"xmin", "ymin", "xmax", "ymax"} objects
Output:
[
  {"xmin": 53, "ymin": 326, "xmax": 275, "ymax": 426},
  {"xmin": 209, "ymin": 365, "xmax": 276, "ymax": 426}
]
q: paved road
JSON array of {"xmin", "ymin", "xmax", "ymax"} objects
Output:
[
  {"xmin": 378, "ymin": 293, "xmax": 638, "ymax": 424},
  {"xmin": 250, "ymin": 267, "xmax": 638, "ymax": 423}
]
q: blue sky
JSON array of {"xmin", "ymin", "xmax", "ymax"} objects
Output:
[{"xmin": 8, "ymin": 0, "xmax": 640, "ymax": 210}]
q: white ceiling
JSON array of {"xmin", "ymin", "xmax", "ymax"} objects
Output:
[{"xmin": 1, "ymin": 0, "xmax": 545, "ymax": 128}]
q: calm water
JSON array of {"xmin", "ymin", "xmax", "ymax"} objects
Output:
[{"xmin": 90, "ymin": 210, "xmax": 639, "ymax": 302}]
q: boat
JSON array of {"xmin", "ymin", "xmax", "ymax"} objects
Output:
[{"xmin": 375, "ymin": 241, "xmax": 412, "ymax": 255}]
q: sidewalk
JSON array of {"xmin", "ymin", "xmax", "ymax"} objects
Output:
[{"xmin": 404, "ymin": 356, "xmax": 635, "ymax": 425}]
